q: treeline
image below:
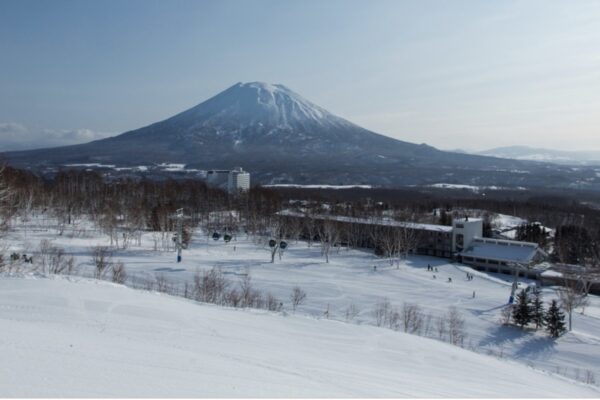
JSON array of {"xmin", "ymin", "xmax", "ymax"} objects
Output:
[
  {"xmin": 1, "ymin": 167, "xmax": 281, "ymax": 234},
  {"xmin": 2, "ymin": 166, "xmax": 600, "ymax": 265}
]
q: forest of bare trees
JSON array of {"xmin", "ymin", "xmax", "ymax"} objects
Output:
[{"xmin": 1, "ymin": 165, "xmax": 600, "ymax": 281}]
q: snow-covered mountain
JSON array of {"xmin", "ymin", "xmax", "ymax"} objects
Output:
[
  {"xmin": 167, "ymin": 82, "xmax": 354, "ymax": 134},
  {"xmin": 3, "ymin": 82, "xmax": 599, "ymax": 188},
  {"xmin": 477, "ymin": 146, "xmax": 600, "ymax": 166}
]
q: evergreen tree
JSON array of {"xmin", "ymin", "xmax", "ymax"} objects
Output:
[
  {"xmin": 544, "ymin": 299, "xmax": 566, "ymax": 338},
  {"xmin": 516, "ymin": 223, "xmax": 548, "ymax": 248},
  {"xmin": 512, "ymin": 289, "xmax": 532, "ymax": 328},
  {"xmin": 531, "ymin": 287, "xmax": 545, "ymax": 330}
]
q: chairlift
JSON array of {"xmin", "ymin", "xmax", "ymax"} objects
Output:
[
  {"xmin": 212, "ymin": 232, "xmax": 221, "ymax": 241},
  {"xmin": 279, "ymin": 241, "xmax": 288, "ymax": 250},
  {"xmin": 268, "ymin": 239, "xmax": 277, "ymax": 248},
  {"xmin": 223, "ymin": 234, "xmax": 232, "ymax": 243}
]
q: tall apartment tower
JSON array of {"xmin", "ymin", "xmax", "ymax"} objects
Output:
[{"xmin": 227, "ymin": 167, "xmax": 250, "ymax": 194}]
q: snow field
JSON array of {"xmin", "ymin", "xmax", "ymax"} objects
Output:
[
  {"xmin": 2, "ymin": 213, "xmax": 600, "ymax": 390},
  {"xmin": 0, "ymin": 277, "xmax": 598, "ymax": 397}
]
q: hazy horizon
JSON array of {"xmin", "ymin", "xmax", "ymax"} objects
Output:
[{"xmin": 1, "ymin": 0, "xmax": 599, "ymax": 152}]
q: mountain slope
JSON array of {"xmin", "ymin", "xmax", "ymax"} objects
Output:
[
  {"xmin": 1, "ymin": 277, "xmax": 596, "ymax": 397},
  {"xmin": 3, "ymin": 82, "xmax": 598, "ymax": 188}
]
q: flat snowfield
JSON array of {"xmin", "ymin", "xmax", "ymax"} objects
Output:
[{"xmin": 0, "ymin": 277, "xmax": 597, "ymax": 398}]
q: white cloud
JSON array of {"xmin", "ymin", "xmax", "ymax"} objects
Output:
[{"xmin": 0, "ymin": 123, "xmax": 115, "ymax": 151}]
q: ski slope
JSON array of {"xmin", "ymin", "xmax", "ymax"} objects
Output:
[
  {"xmin": 0, "ymin": 276, "xmax": 597, "ymax": 398},
  {"xmin": 3, "ymin": 214, "xmax": 600, "ymax": 392}
]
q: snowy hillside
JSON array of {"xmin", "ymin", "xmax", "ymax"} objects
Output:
[
  {"xmin": 1, "ymin": 276, "xmax": 597, "ymax": 397},
  {"xmin": 168, "ymin": 81, "xmax": 357, "ymax": 134},
  {"xmin": 3, "ymin": 214, "xmax": 600, "ymax": 392}
]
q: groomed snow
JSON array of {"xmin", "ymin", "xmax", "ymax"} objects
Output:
[
  {"xmin": 3, "ymin": 214, "xmax": 600, "ymax": 392},
  {"xmin": 0, "ymin": 277, "xmax": 597, "ymax": 398},
  {"xmin": 264, "ymin": 184, "xmax": 373, "ymax": 189}
]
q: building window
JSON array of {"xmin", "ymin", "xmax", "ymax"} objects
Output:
[{"xmin": 456, "ymin": 234, "xmax": 464, "ymax": 249}]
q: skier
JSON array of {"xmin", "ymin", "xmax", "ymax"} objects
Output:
[
  {"xmin": 448, "ymin": 277, "xmax": 452, "ymax": 283},
  {"xmin": 472, "ymin": 290, "xmax": 476, "ymax": 298},
  {"xmin": 373, "ymin": 265, "xmax": 377, "ymax": 272}
]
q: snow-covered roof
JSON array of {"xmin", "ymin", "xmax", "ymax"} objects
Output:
[
  {"xmin": 460, "ymin": 237, "xmax": 542, "ymax": 264},
  {"xmin": 278, "ymin": 210, "xmax": 453, "ymax": 233},
  {"xmin": 540, "ymin": 270, "xmax": 564, "ymax": 278}
]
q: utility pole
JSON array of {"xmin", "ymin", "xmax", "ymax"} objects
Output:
[
  {"xmin": 508, "ymin": 262, "xmax": 530, "ymax": 304},
  {"xmin": 173, "ymin": 208, "xmax": 184, "ymax": 263},
  {"xmin": 509, "ymin": 264, "xmax": 519, "ymax": 304}
]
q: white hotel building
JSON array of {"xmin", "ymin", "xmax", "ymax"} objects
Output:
[
  {"xmin": 227, "ymin": 167, "xmax": 250, "ymax": 194},
  {"xmin": 206, "ymin": 167, "xmax": 250, "ymax": 194}
]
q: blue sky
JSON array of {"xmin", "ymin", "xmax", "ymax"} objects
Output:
[{"xmin": 1, "ymin": 0, "xmax": 599, "ymax": 151}]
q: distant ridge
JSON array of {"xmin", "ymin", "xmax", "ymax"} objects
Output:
[{"xmin": 476, "ymin": 145, "xmax": 600, "ymax": 166}]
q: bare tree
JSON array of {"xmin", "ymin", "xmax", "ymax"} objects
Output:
[
  {"xmin": 395, "ymin": 225, "xmax": 421, "ymax": 263},
  {"xmin": 574, "ymin": 244, "xmax": 600, "ymax": 297},
  {"xmin": 303, "ymin": 214, "xmax": 317, "ymax": 247},
  {"xmin": 49, "ymin": 250, "xmax": 75, "ymax": 275},
  {"xmin": 225, "ymin": 287, "xmax": 241, "ymax": 307},
  {"xmin": 557, "ymin": 279, "xmax": 589, "ymax": 331},
  {"xmin": 91, "ymin": 246, "xmax": 113, "ymax": 279},
  {"xmin": 290, "ymin": 286, "xmax": 307, "ymax": 312},
  {"xmin": 37, "ymin": 240, "xmax": 75, "ymax": 275},
  {"xmin": 194, "ymin": 267, "xmax": 230, "ymax": 304},
  {"xmin": 436, "ymin": 315, "xmax": 447, "ymax": 340},
  {"xmin": 402, "ymin": 302, "xmax": 423, "ymax": 334},
  {"xmin": 0, "ymin": 164, "xmax": 10, "ymax": 231},
  {"xmin": 378, "ymin": 226, "xmax": 399, "ymax": 266},
  {"xmin": 499, "ymin": 305, "xmax": 513, "ymax": 325},
  {"xmin": 240, "ymin": 273, "xmax": 261, "ymax": 308},
  {"xmin": 373, "ymin": 298, "xmax": 391, "ymax": 327},
  {"xmin": 155, "ymin": 274, "xmax": 171, "ymax": 293},
  {"xmin": 317, "ymin": 218, "xmax": 340, "ymax": 263},
  {"xmin": 423, "ymin": 313, "xmax": 434, "ymax": 337},
  {"xmin": 345, "ymin": 303, "xmax": 360, "ymax": 322},
  {"xmin": 265, "ymin": 293, "xmax": 283, "ymax": 311},
  {"xmin": 447, "ymin": 307, "xmax": 466, "ymax": 346},
  {"xmin": 111, "ymin": 261, "xmax": 127, "ymax": 284}
]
